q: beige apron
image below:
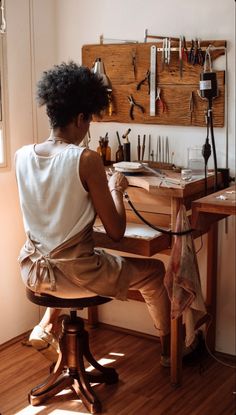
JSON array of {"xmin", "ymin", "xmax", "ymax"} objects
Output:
[{"xmin": 18, "ymin": 221, "xmax": 133, "ymax": 300}]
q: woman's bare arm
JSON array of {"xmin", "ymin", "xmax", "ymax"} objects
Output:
[{"xmin": 80, "ymin": 149, "xmax": 128, "ymax": 241}]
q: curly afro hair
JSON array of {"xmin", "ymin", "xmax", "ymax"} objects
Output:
[{"xmin": 36, "ymin": 61, "xmax": 109, "ymax": 128}]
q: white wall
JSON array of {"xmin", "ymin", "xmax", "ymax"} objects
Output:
[
  {"xmin": 56, "ymin": 0, "xmax": 235, "ymax": 355},
  {"xmin": 0, "ymin": 0, "xmax": 57, "ymax": 344}
]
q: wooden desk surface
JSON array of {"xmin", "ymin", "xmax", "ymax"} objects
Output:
[
  {"xmin": 126, "ymin": 170, "xmax": 221, "ymax": 199},
  {"xmin": 191, "ymin": 185, "xmax": 236, "ymax": 230}
]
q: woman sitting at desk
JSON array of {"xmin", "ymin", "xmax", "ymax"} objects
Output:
[{"xmin": 15, "ymin": 62, "xmax": 171, "ymax": 367}]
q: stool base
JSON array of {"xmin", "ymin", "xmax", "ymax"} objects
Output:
[{"xmin": 29, "ymin": 314, "xmax": 119, "ymax": 414}]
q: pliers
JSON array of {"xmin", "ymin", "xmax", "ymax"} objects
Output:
[
  {"xmin": 189, "ymin": 39, "xmax": 204, "ymax": 65},
  {"xmin": 128, "ymin": 95, "xmax": 145, "ymax": 120},
  {"xmin": 136, "ymin": 70, "xmax": 150, "ymax": 93},
  {"xmin": 155, "ymin": 87, "xmax": 166, "ymax": 113}
]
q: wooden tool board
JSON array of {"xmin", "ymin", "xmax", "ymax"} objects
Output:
[{"xmin": 82, "ymin": 40, "xmax": 226, "ymax": 127}]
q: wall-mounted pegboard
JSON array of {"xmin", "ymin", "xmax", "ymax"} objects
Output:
[{"xmin": 82, "ymin": 40, "xmax": 226, "ymax": 127}]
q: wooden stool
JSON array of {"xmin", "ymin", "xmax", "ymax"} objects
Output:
[{"xmin": 26, "ymin": 288, "xmax": 119, "ymax": 414}]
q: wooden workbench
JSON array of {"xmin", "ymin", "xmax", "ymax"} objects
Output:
[
  {"xmin": 92, "ymin": 169, "xmax": 224, "ymax": 386},
  {"xmin": 192, "ymin": 184, "xmax": 236, "ymax": 229},
  {"xmin": 191, "ymin": 185, "xmax": 236, "ymax": 353}
]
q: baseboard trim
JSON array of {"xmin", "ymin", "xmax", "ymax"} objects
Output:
[
  {"xmin": 1, "ymin": 323, "xmax": 235, "ymax": 362},
  {"xmin": 214, "ymin": 350, "xmax": 236, "ymax": 364},
  {"xmin": 89, "ymin": 321, "xmax": 160, "ymax": 342},
  {"xmin": 0, "ymin": 330, "xmax": 31, "ymax": 352}
]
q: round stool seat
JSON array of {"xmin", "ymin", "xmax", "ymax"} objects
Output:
[{"xmin": 26, "ymin": 287, "xmax": 112, "ymax": 309}]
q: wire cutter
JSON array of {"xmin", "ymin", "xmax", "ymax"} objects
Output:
[
  {"xmin": 155, "ymin": 87, "xmax": 166, "ymax": 113},
  {"xmin": 128, "ymin": 95, "xmax": 145, "ymax": 120},
  {"xmin": 136, "ymin": 70, "xmax": 150, "ymax": 93}
]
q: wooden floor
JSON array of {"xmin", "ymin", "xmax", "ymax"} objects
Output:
[{"xmin": 0, "ymin": 326, "xmax": 235, "ymax": 415}]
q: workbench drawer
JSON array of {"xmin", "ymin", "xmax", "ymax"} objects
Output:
[{"xmin": 93, "ymin": 222, "xmax": 170, "ymax": 257}]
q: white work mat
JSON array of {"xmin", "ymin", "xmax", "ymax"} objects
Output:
[{"xmin": 94, "ymin": 222, "xmax": 163, "ymax": 240}]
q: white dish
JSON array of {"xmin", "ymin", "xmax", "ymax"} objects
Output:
[{"xmin": 113, "ymin": 162, "xmax": 145, "ymax": 173}]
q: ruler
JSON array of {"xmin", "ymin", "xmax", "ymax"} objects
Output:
[{"xmin": 150, "ymin": 45, "xmax": 157, "ymax": 116}]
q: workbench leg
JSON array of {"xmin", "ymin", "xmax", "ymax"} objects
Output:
[
  {"xmin": 205, "ymin": 222, "xmax": 218, "ymax": 351},
  {"xmin": 170, "ymin": 198, "xmax": 183, "ymax": 387},
  {"xmin": 171, "ymin": 316, "xmax": 183, "ymax": 387}
]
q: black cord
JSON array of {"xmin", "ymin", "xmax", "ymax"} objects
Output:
[
  {"xmin": 124, "ymin": 193, "xmax": 193, "ymax": 236},
  {"xmin": 209, "ymin": 109, "xmax": 218, "ymax": 192},
  {"xmin": 208, "ymin": 99, "xmax": 218, "ymax": 192},
  {"xmin": 202, "ymin": 110, "xmax": 212, "ymax": 195}
]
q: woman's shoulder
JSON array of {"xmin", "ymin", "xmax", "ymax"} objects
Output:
[
  {"xmin": 80, "ymin": 147, "xmax": 103, "ymax": 167},
  {"xmin": 15, "ymin": 144, "xmax": 34, "ymax": 160}
]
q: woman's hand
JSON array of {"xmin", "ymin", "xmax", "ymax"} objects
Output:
[{"xmin": 108, "ymin": 171, "xmax": 129, "ymax": 193}]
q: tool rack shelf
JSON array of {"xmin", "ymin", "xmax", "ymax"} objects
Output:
[{"xmin": 82, "ymin": 40, "xmax": 226, "ymax": 127}]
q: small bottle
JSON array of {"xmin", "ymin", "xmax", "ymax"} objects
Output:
[
  {"xmin": 116, "ymin": 145, "xmax": 124, "ymax": 162},
  {"xmin": 123, "ymin": 142, "xmax": 131, "ymax": 162},
  {"xmin": 97, "ymin": 140, "xmax": 102, "ymax": 157},
  {"xmin": 105, "ymin": 141, "xmax": 111, "ymax": 165},
  {"xmin": 97, "ymin": 135, "xmax": 111, "ymax": 165}
]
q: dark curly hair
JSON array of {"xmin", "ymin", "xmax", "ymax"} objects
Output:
[{"xmin": 36, "ymin": 61, "xmax": 109, "ymax": 128}]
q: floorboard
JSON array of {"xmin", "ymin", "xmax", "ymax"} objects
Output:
[{"xmin": 0, "ymin": 326, "xmax": 235, "ymax": 415}]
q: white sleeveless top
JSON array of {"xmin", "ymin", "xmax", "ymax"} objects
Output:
[{"xmin": 15, "ymin": 144, "xmax": 95, "ymax": 254}]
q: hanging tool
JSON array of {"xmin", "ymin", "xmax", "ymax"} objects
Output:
[
  {"xmin": 156, "ymin": 87, "xmax": 166, "ymax": 113},
  {"xmin": 162, "ymin": 136, "xmax": 165, "ymax": 162},
  {"xmin": 158, "ymin": 135, "xmax": 161, "ymax": 161},
  {"xmin": 161, "ymin": 38, "xmax": 171, "ymax": 70},
  {"xmin": 131, "ymin": 50, "xmax": 137, "ymax": 79},
  {"xmin": 162, "ymin": 38, "xmax": 166, "ymax": 69},
  {"xmin": 196, "ymin": 39, "xmax": 204, "ymax": 65},
  {"xmin": 199, "ymin": 45, "xmax": 219, "ymax": 191},
  {"xmin": 150, "ymin": 45, "xmax": 157, "ymax": 116},
  {"xmin": 100, "ymin": 34, "xmax": 138, "ymax": 44},
  {"xmin": 137, "ymin": 135, "xmax": 141, "ymax": 161},
  {"xmin": 189, "ymin": 91, "xmax": 194, "ymax": 123},
  {"xmin": 137, "ymin": 70, "xmax": 150, "ymax": 93},
  {"xmin": 155, "ymin": 137, "xmax": 159, "ymax": 162},
  {"xmin": 128, "ymin": 95, "xmax": 145, "ymax": 120},
  {"xmin": 189, "ymin": 39, "xmax": 204, "ymax": 65},
  {"xmin": 148, "ymin": 134, "xmax": 151, "ymax": 161},
  {"xmin": 92, "ymin": 58, "xmax": 113, "ymax": 116},
  {"xmin": 141, "ymin": 135, "xmax": 146, "ymax": 161},
  {"xmin": 202, "ymin": 112, "xmax": 212, "ymax": 194},
  {"xmin": 188, "ymin": 40, "xmax": 195, "ymax": 64},
  {"xmin": 179, "ymin": 36, "xmax": 188, "ymax": 78},
  {"xmin": 165, "ymin": 136, "xmax": 170, "ymax": 163},
  {"xmin": 182, "ymin": 36, "xmax": 188, "ymax": 61},
  {"xmin": 144, "ymin": 29, "xmax": 179, "ymax": 43},
  {"xmin": 179, "ymin": 36, "xmax": 183, "ymax": 79}
]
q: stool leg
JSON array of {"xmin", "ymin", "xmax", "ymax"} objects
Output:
[
  {"xmin": 71, "ymin": 365, "xmax": 102, "ymax": 413},
  {"xmin": 66, "ymin": 320, "xmax": 102, "ymax": 414},
  {"xmin": 82, "ymin": 330, "xmax": 119, "ymax": 384},
  {"xmin": 29, "ymin": 334, "xmax": 73, "ymax": 405}
]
